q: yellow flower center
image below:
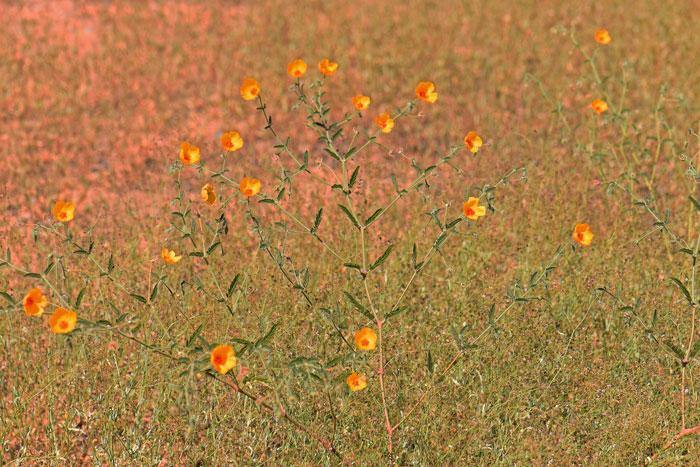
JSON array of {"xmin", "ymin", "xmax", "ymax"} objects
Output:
[
  {"xmin": 361, "ymin": 338, "xmax": 369, "ymax": 347},
  {"xmin": 214, "ymin": 354, "xmax": 223, "ymax": 364},
  {"xmin": 465, "ymin": 207, "xmax": 474, "ymax": 217},
  {"xmin": 59, "ymin": 320, "xmax": 68, "ymax": 329}
]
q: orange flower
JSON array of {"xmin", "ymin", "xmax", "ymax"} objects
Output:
[
  {"xmin": 573, "ymin": 223, "xmax": 594, "ymax": 246},
  {"xmin": 462, "ymin": 197, "xmax": 486, "ymax": 221},
  {"xmin": 591, "ymin": 99, "xmax": 608, "ymax": 114},
  {"xmin": 179, "ymin": 142, "xmax": 200, "ymax": 164},
  {"xmin": 52, "ymin": 201, "xmax": 75, "ymax": 223},
  {"xmin": 346, "ymin": 372, "xmax": 367, "ymax": 391},
  {"xmin": 464, "ymin": 131, "xmax": 483, "ymax": 154},
  {"xmin": 595, "ymin": 29, "xmax": 611, "ymax": 44},
  {"xmin": 354, "ymin": 327, "xmax": 377, "ymax": 351},
  {"xmin": 287, "ymin": 59, "xmax": 307, "ymax": 78},
  {"xmin": 318, "ymin": 58, "xmax": 338, "ymax": 76},
  {"xmin": 221, "ymin": 131, "xmax": 243, "ymax": 152},
  {"xmin": 201, "ymin": 184, "xmax": 217, "ymax": 205},
  {"xmin": 375, "ymin": 113, "xmax": 394, "ymax": 133},
  {"xmin": 240, "ymin": 78, "xmax": 261, "ymax": 100},
  {"xmin": 415, "ymin": 81, "xmax": 438, "ymax": 103},
  {"xmin": 161, "ymin": 249, "xmax": 182, "ymax": 264},
  {"xmin": 211, "ymin": 345, "xmax": 237, "ymax": 375},
  {"xmin": 239, "ymin": 177, "xmax": 261, "ymax": 197},
  {"xmin": 352, "ymin": 95, "xmax": 370, "ymax": 111},
  {"xmin": 49, "ymin": 307, "xmax": 77, "ymax": 334},
  {"xmin": 23, "ymin": 288, "xmax": 47, "ymax": 316}
]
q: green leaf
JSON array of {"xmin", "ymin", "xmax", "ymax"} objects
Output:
[
  {"xmin": 337, "ymin": 204, "xmax": 361, "ymax": 229},
  {"xmin": 689, "ymin": 195, "xmax": 700, "ymax": 213},
  {"xmin": 671, "ymin": 277, "xmax": 692, "ymax": 304},
  {"xmin": 434, "ymin": 233, "xmax": 448, "ymax": 249},
  {"xmin": 343, "ymin": 292, "xmax": 373, "ymax": 320},
  {"xmin": 44, "ymin": 260, "xmax": 55, "ymax": 276},
  {"xmin": 391, "ymin": 174, "xmax": 399, "ymax": 193},
  {"xmin": 323, "ymin": 148, "xmax": 341, "ymax": 161},
  {"xmin": 663, "ymin": 340, "xmax": 685, "ymax": 360},
  {"xmin": 427, "ymin": 350, "xmax": 434, "ymax": 375},
  {"xmin": 386, "ymin": 306, "xmax": 406, "ymax": 319},
  {"xmin": 364, "ymin": 209, "xmax": 383, "ymax": 226},
  {"xmin": 343, "ymin": 263, "xmax": 362, "ymax": 271},
  {"xmin": 226, "ymin": 274, "xmax": 240, "ymax": 298},
  {"xmin": 445, "ymin": 217, "xmax": 463, "ymax": 229},
  {"xmin": 370, "ymin": 245, "xmax": 394, "ymax": 270},
  {"xmin": 256, "ymin": 323, "xmax": 280, "ymax": 347},
  {"xmin": 75, "ymin": 287, "xmax": 87, "ymax": 309},
  {"xmin": 0, "ymin": 291, "xmax": 15, "ymax": 304},
  {"xmin": 689, "ymin": 338, "xmax": 700, "ymax": 358},
  {"xmin": 348, "ymin": 166, "xmax": 360, "ymax": 189},
  {"xmin": 207, "ymin": 242, "xmax": 221, "ymax": 256},
  {"xmin": 150, "ymin": 283, "xmax": 159, "ymax": 302},
  {"xmin": 312, "ymin": 208, "xmax": 323, "ymax": 233},
  {"xmin": 24, "ymin": 272, "xmax": 41, "ymax": 279},
  {"xmin": 130, "ymin": 294, "xmax": 147, "ymax": 304},
  {"xmin": 186, "ymin": 324, "xmax": 204, "ymax": 347},
  {"xmin": 107, "ymin": 254, "xmax": 114, "ymax": 273}
]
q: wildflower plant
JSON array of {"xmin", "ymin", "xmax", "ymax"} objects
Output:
[
  {"xmin": 528, "ymin": 26, "xmax": 700, "ymax": 458},
  {"xmin": 0, "ymin": 58, "xmax": 581, "ymax": 464}
]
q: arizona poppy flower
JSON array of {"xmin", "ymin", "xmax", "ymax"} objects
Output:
[
  {"xmin": 49, "ymin": 307, "xmax": 77, "ymax": 334},
  {"xmin": 573, "ymin": 223, "xmax": 594, "ymax": 246},
  {"xmin": 52, "ymin": 201, "xmax": 75, "ymax": 223},
  {"xmin": 464, "ymin": 131, "xmax": 483, "ymax": 154},
  {"xmin": 201, "ymin": 184, "xmax": 217, "ymax": 205},
  {"xmin": 346, "ymin": 372, "xmax": 367, "ymax": 391},
  {"xmin": 239, "ymin": 177, "xmax": 261, "ymax": 197},
  {"xmin": 318, "ymin": 58, "xmax": 338, "ymax": 76},
  {"xmin": 352, "ymin": 95, "xmax": 370, "ymax": 111},
  {"xmin": 595, "ymin": 29, "xmax": 611, "ymax": 44},
  {"xmin": 415, "ymin": 81, "xmax": 438, "ymax": 103},
  {"xmin": 161, "ymin": 249, "xmax": 182, "ymax": 264},
  {"xmin": 591, "ymin": 99, "xmax": 608, "ymax": 114},
  {"xmin": 221, "ymin": 131, "xmax": 243, "ymax": 152},
  {"xmin": 287, "ymin": 59, "xmax": 307, "ymax": 78},
  {"xmin": 240, "ymin": 78, "xmax": 261, "ymax": 100},
  {"xmin": 23, "ymin": 288, "xmax": 47, "ymax": 316},
  {"xmin": 354, "ymin": 327, "xmax": 377, "ymax": 351},
  {"xmin": 179, "ymin": 142, "xmax": 200, "ymax": 165},
  {"xmin": 210, "ymin": 345, "xmax": 237, "ymax": 375},
  {"xmin": 462, "ymin": 197, "xmax": 486, "ymax": 221},
  {"xmin": 375, "ymin": 113, "xmax": 394, "ymax": 133}
]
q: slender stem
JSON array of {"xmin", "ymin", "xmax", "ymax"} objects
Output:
[
  {"xmin": 376, "ymin": 320, "xmax": 394, "ymax": 465},
  {"xmin": 256, "ymin": 94, "xmax": 332, "ymax": 187},
  {"xmin": 274, "ymin": 202, "xmax": 345, "ymax": 263}
]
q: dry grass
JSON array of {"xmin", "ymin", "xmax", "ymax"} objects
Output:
[{"xmin": 2, "ymin": 0, "xmax": 700, "ymax": 465}]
